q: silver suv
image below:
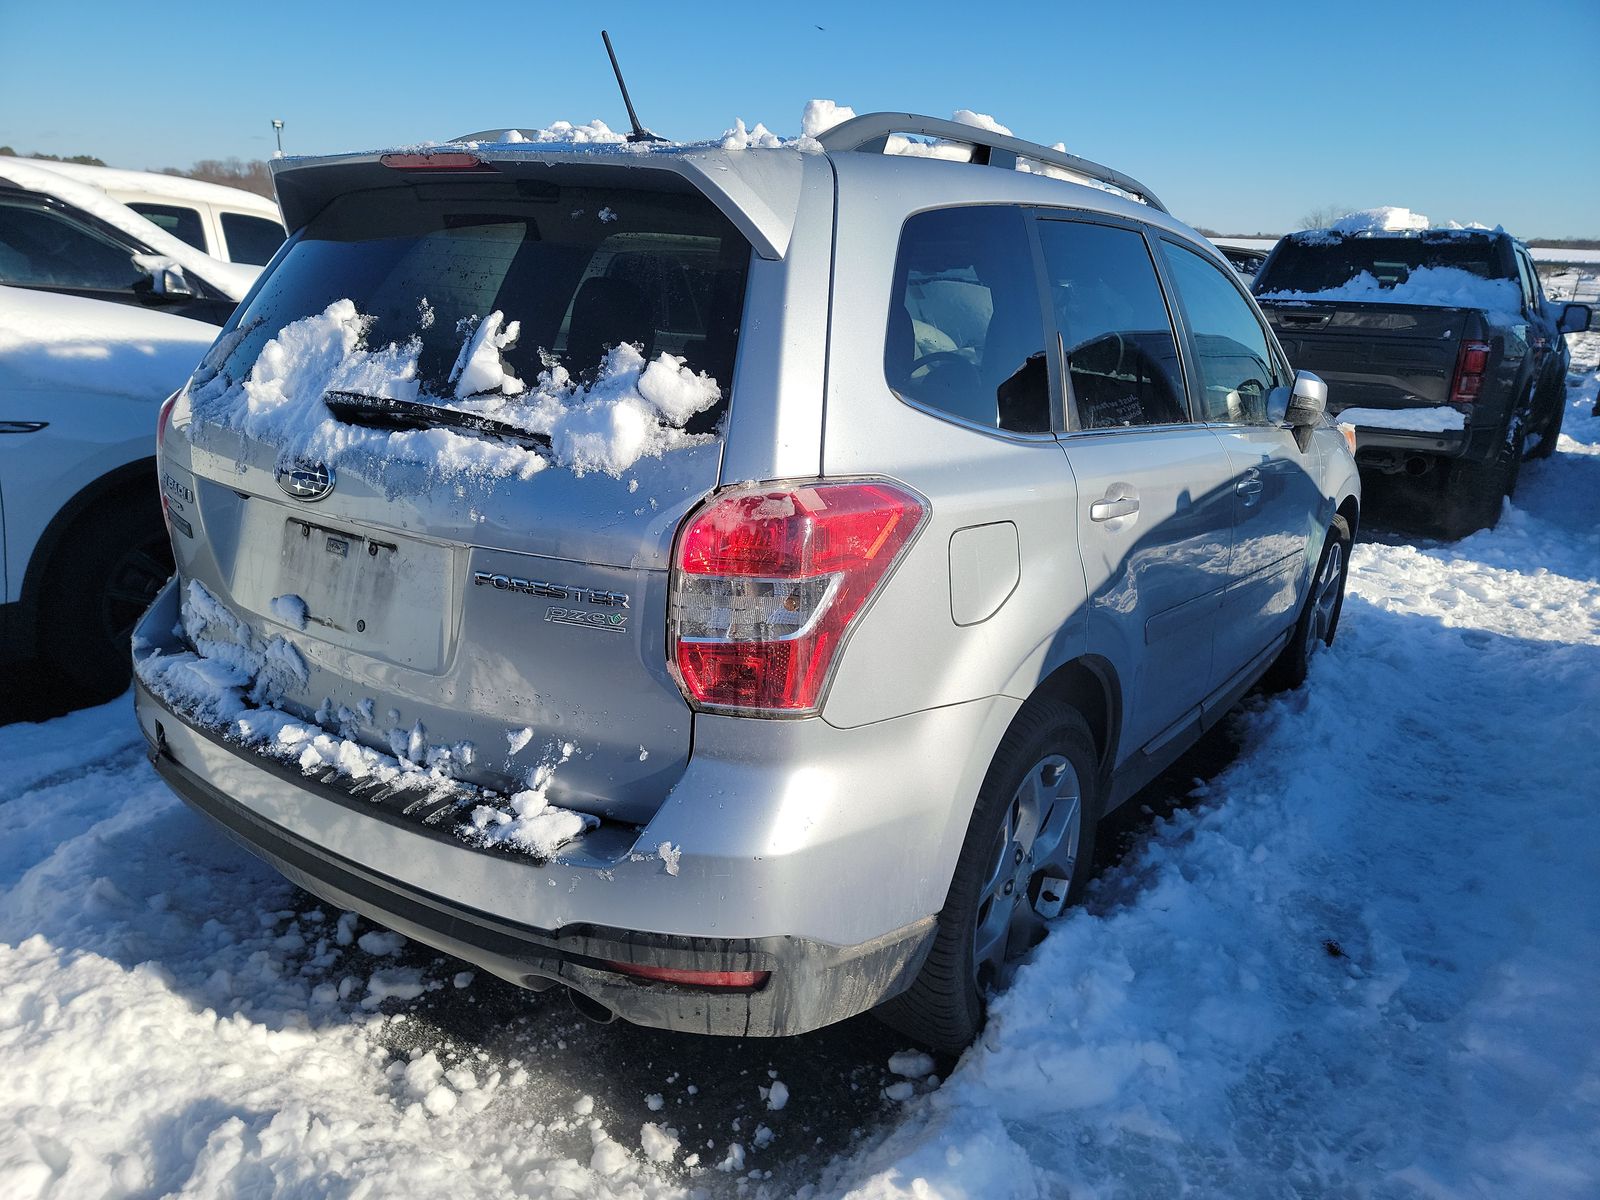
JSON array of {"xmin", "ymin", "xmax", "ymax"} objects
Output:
[{"xmin": 133, "ymin": 113, "xmax": 1359, "ymax": 1051}]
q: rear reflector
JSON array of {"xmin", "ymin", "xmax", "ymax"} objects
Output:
[
  {"xmin": 379, "ymin": 152, "xmax": 494, "ymax": 171},
  {"xmin": 669, "ymin": 479, "xmax": 928, "ymax": 716},
  {"xmin": 603, "ymin": 961, "xmax": 770, "ymax": 990}
]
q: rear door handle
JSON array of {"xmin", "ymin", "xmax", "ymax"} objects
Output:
[
  {"xmin": 0, "ymin": 420, "xmax": 48, "ymax": 434},
  {"xmin": 1236, "ymin": 469, "xmax": 1263, "ymax": 506},
  {"xmin": 1090, "ymin": 495, "xmax": 1140, "ymax": 522}
]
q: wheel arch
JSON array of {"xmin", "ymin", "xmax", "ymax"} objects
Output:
[
  {"xmin": 17, "ymin": 456, "xmax": 160, "ymax": 640},
  {"xmin": 1022, "ymin": 654, "xmax": 1121, "ymax": 793}
]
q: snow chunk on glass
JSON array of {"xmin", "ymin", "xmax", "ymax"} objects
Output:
[{"xmin": 189, "ymin": 300, "xmax": 723, "ymax": 483}]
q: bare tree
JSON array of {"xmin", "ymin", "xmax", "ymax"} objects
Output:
[{"xmin": 1297, "ymin": 204, "xmax": 1350, "ymax": 231}]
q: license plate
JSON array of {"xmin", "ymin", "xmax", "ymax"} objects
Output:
[{"xmin": 226, "ymin": 509, "xmax": 456, "ymax": 672}]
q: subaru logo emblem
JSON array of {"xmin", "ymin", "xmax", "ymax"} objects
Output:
[{"xmin": 275, "ymin": 460, "xmax": 335, "ymax": 502}]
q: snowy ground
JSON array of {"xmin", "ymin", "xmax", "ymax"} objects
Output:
[{"xmin": 3, "ymin": 336, "xmax": 1597, "ymax": 1198}]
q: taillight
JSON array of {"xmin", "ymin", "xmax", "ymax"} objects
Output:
[
  {"xmin": 156, "ymin": 391, "xmax": 177, "ymax": 537},
  {"xmin": 669, "ymin": 479, "xmax": 929, "ymax": 716},
  {"xmin": 1449, "ymin": 340, "xmax": 1491, "ymax": 411}
]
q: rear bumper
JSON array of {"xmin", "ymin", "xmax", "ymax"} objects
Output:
[
  {"xmin": 1345, "ymin": 425, "xmax": 1468, "ymax": 458},
  {"xmin": 133, "ymin": 579, "xmax": 1011, "ymax": 1036}
]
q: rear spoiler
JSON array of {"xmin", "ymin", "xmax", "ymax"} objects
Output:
[{"xmin": 271, "ymin": 145, "xmax": 810, "ymax": 260}]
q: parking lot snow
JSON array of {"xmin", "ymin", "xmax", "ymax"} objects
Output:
[{"xmin": 1, "ymin": 338, "xmax": 1597, "ymax": 1197}]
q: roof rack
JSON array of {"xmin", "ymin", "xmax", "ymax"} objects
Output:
[{"xmin": 816, "ymin": 112, "xmax": 1167, "ymax": 214}]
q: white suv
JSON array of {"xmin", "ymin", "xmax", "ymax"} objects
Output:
[{"xmin": 132, "ymin": 113, "xmax": 1360, "ymax": 1050}]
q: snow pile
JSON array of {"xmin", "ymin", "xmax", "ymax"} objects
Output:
[
  {"xmin": 1335, "ymin": 405, "xmax": 1467, "ymax": 433},
  {"xmin": 135, "ymin": 580, "xmax": 593, "ymax": 862},
  {"xmin": 801, "ymin": 98, "xmax": 857, "ymax": 139},
  {"xmin": 497, "ymin": 118, "xmax": 627, "ymax": 145},
  {"xmin": 1330, "ymin": 205, "xmax": 1432, "ymax": 233},
  {"xmin": 462, "ymin": 744, "xmax": 598, "ymax": 858},
  {"xmin": 720, "ymin": 118, "xmax": 785, "ymax": 150},
  {"xmin": 1258, "ymin": 264, "xmax": 1522, "ymax": 314},
  {"xmin": 188, "ymin": 300, "xmax": 723, "ymax": 483}
]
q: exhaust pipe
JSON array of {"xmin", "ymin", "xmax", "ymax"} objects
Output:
[
  {"xmin": 566, "ymin": 986, "xmax": 617, "ymax": 1024},
  {"xmin": 1404, "ymin": 456, "xmax": 1432, "ymax": 477}
]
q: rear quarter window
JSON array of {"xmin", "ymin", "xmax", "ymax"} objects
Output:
[{"xmin": 884, "ymin": 205, "xmax": 1051, "ymax": 434}]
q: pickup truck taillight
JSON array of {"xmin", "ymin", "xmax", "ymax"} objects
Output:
[
  {"xmin": 668, "ymin": 480, "xmax": 928, "ymax": 716},
  {"xmin": 1449, "ymin": 340, "xmax": 1491, "ymax": 412}
]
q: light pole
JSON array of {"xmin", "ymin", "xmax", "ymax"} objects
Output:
[{"xmin": 271, "ymin": 119, "xmax": 285, "ymax": 158}]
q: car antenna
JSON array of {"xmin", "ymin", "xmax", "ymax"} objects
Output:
[{"xmin": 601, "ymin": 30, "xmax": 665, "ymax": 143}]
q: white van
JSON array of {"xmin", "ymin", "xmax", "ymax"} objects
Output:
[{"xmin": 26, "ymin": 160, "xmax": 286, "ymax": 266}]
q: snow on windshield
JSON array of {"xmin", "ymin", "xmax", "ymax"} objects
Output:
[
  {"xmin": 1257, "ymin": 264, "xmax": 1522, "ymax": 315},
  {"xmin": 186, "ymin": 300, "xmax": 722, "ymax": 482}
]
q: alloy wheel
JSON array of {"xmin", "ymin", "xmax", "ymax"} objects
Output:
[{"xmin": 971, "ymin": 754, "xmax": 1083, "ymax": 990}]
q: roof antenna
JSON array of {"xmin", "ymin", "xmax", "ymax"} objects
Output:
[{"xmin": 601, "ymin": 30, "xmax": 664, "ymax": 143}]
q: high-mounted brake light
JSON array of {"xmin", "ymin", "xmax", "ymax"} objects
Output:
[
  {"xmin": 603, "ymin": 961, "xmax": 770, "ymax": 990},
  {"xmin": 1449, "ymin": 339, "xmax": 1491, "ymax": 411},
  {"xmin": 378, "ymin": 152, "xmax": 494, "ymax": 172},
  {"xmin": 668, "ymin": 480, "xmax": 929, "ymax": 716}
]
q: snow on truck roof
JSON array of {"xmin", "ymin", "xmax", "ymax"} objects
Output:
[
  {"xmin": 22, "ymin": 159, "xmax": 281, "ymax": 217},
  {"xmin": 0, "ymin": 158, "xmax": 258, "ymax": 301},
  {"xmin": 269, "ymin": 105, "xmax": 1172, "ymax": 261}
]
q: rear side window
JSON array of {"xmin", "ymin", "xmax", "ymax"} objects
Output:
[
  {"xmin": 1162, "ymin": 241, "xmax": 1285, "ymax": 424},
  {"xmin": 206, "ymin": 182, "xmax": 751, "ymax": 425},
  {"xmin": 885, "ymin": 206, "xmax": 1050, "ymax": 433},
  {"xmin": 220, "ymin": 212, "xmax": 286, "ymax": 266},
  {"xmin": 1036, "ymin": 220, "xmax": 1188, "ymax": 429},
  {"xmin": 0, "ymin": 196, "xmax": 143, "ymax": 292},
  {"xmin": 130, "ymin": 202, "xmax": 206, "ymax": 251}
]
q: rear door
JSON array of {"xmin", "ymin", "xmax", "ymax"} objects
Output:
[
  {"xmin": 1160, "ymin": 239, "xmax": 1321, "ymax": 681},
  {"xmin": 1037, "ymin": 216, "xmax": 1235, "ymax": 757}
]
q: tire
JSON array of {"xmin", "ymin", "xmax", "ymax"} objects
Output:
[
  {"xmin": 40, "ymin": 496, "xmax": 173, "ymax": 701},
  {"xmin": 1527, "ymin": 380, "xmax": 1564, "ymax": 460},
  {"xmin": 1264, "ymin": 514, "xmax": 1351, "ymax": 693},
  {"xmin": 875, "ymin": 698, "xmax": 1101, "ymax": 1053},
  {"xmin": 1440, "ymin": 423, "xmax": 1521, "ymax": 539}
]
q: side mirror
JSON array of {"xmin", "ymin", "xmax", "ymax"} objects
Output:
[
  {"xmin": 132, "ymin": 254, "xmax": 195, "ymax": 301},
  {"xmin": 1558, "ymin": 303, "xmax": 1592, "ymax": 335},
  {"xmin": 152, "ymin": 264, "xmax": 195, "ymax": 298},
  {"xmin": 1285, "ymin": 370, "xmax": 1327, "ymax": 427}
]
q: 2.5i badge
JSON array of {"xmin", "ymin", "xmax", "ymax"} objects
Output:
[{"xmin": 545, "ymin": 607, "xmax": 629, "ymax": 633}]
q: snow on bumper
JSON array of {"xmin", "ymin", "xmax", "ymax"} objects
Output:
[{"xmin": 132, "ymin": 578, "xmax": 1012, "ymax": 1035}]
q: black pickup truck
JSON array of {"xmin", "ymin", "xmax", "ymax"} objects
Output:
[{"xmin": 1253, "ymin": 228, "xmax": 1591, "ymax": 536}]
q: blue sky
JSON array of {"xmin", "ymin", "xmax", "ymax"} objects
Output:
[{"xmin": 3, "ymin": 0, "xmax": 1596, "ymax": 236}]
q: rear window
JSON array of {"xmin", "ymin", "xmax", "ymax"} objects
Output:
[
  {"xmin": 1255, "ymin": 235, "xmax": 1510, "ymax": 295},
  {"xmin": 220, "ymin": 212, "xmax": 286, "ymax": 266},
  {"xmin": 209, "ymin": 182, "xmax": 750, "ymax": 426}
]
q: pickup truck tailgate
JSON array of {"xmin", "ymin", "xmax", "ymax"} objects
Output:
[{"xmin": 1262, "ymin": 300, "xmax": 1473, "ymax": 413}]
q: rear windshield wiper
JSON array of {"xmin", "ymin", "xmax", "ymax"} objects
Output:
[{"xmin": 323, "ymin": 390, "xmax": 551, "ymax": 450}]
